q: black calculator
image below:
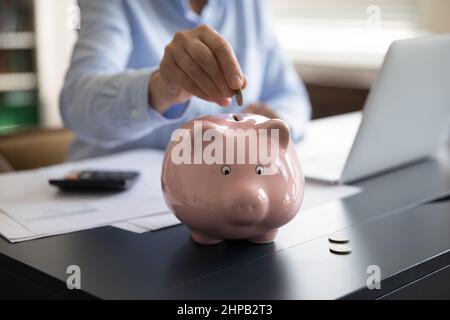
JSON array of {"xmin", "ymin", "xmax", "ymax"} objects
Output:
[{"xmin": 49, "ymin": 170, "xmax": 140, "ymax": 191}]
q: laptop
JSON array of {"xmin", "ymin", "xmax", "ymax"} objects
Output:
[{"xmin": 297, "ymin": 35, "xmax": 450, "ymax": 184}]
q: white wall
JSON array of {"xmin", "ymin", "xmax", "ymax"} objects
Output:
[{"xmin": 34, "ymin": 0, "xmax": 77, "ymax": 128}]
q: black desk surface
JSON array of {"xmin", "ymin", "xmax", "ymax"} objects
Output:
[{"xmin": 1, "ymin": 149, "xmax": 449, "ymax": 299}]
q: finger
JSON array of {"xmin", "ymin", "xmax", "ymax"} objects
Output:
[
  {"xmin": 242, "ymin": 76, "xmax": 248, "ymax": 89},
  {"xmin": 199, "ymin": 25, "xmax": 244, "ymax": 90},
  {"xmin": 160, "ymin": 53, "xmax": 213, "ymax": 102},
  {"xmin": 172, "ymin": 44, "xmax": 230, "ymax": 106},
  {"xmin": 185, "ymin": 39, "xmax": 234, "ymax": 98}
]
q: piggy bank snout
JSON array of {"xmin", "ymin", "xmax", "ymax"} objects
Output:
[{"xmin": 226, "ymin": 187, "xmax": 269, "ymax": 226}]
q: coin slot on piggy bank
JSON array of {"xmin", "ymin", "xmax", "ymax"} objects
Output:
[{"xmin": 161, "ymin": 113, "xmax": 305, "ymax": 245}]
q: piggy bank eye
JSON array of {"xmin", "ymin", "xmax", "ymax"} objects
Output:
[
  {"xmin": 255, "ymin": 165, "xmax": 264, "ymax": 175},
  {"xmin": 221, "ymin": 165, "xmax": 231, "ymax": 175}
]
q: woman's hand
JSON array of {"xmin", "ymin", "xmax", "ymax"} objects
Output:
[{"xmin": 149, "ymin": 24, "xmax": 247, "ymax": 113}]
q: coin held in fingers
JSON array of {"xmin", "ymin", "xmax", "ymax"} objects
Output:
[{"xmin": 235, "ymin": 88, "xmax": 243, "ymax": 106}]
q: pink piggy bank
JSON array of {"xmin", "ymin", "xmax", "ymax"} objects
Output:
[{"xmin": 161, "ymin": 113, "xmax": 304, "ymax": 245}]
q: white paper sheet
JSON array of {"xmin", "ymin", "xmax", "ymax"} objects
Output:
[
  {"xmin": 0, "ymin": 150, "xmax": 169, "ymax": 241},
  {"xmin": 0, "ymin": 149, "xmax": 361, "ymax": 242},
  {"xmin": 0, "ymin": 210, "xmax": 37, "ymax": 241},
  {"xmin": 1, "ymin": 191, "xmax": 168, "ymax": 235},
  {"xmin": 296, "ymin": 112, "xmax": 362, "ymax": 181},
  {"xmin": 0, "ymin": 210, "xmax": 85, "ymax": 242},
  {"xmin": 130, "ymin": 212, "xmax": 181, "ymax": 231},
  {"xmin": 111, "ymin": 221, "xmax": 150, "ymax": 234},
  {"xmin": 107, "ymin": 181, "xmax": 360, "ymax": 235}
]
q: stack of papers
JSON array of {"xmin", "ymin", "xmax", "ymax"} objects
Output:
[
  {"xmin": 0, "ymin": 149, "xmax": 361, "ymax": 243},
  {"xmin": 0, "ymin": 150, "xmax": 179, "ymax": 242}
]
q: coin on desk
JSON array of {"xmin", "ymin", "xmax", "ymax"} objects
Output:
[
  {"xmin": 328, "ymin": 234, "xmax": 350, "ymax": 244},
  {"xmin": 329, "ymin": 243, "xmax": 352, "ymax": 255}
]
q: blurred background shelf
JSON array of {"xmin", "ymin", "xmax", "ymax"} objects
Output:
[
  {"xmin": 0, "ymin": 73, "xmax": 37, "ymax": 92},
  {"xmin": 0, "ymin": 0, "xmax": 39, "ymax": 134},
  {"xmin": 0, "ymin": 89, "xmax": 38, "ymax": 134},
  {"xmin": 0, "ymin": 32, "xmax": 35, "ymax": 50}
]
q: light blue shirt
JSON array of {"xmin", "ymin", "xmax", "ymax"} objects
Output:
[{"xmin": 61, "ymin": 0, "xmax": 311, "ymax": 160}]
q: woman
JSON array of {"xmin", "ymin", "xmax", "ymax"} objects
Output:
[{"xmin": 60, "ymin": 0, "xmax": 311, "ymax": 160}]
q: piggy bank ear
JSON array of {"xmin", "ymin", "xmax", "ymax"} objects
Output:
[{"xmin": 258, "ymin": 119, "xmax": 291, "ymax": 150}]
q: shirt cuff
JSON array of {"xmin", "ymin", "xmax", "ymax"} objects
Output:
[
  {"xmin": 162, "ymin": 102, "xmax": 189, "ymax": 119},
  {"xmin": 122, "ymin": 67, "xmax": 191, "ymax": 134}
]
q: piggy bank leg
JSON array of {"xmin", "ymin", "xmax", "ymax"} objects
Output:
[
  {"xmin": 191, "ymin": 230, "xmax": 223, "ymax": 245},
  {"xmin": 248, "ymin": 229, "xmax": 278, "ymax": 244}
]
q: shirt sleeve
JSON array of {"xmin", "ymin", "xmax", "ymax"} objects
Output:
[
  {"xmin": 255, "ymin": 1, "xmax": 312, "ymax": 142},
  {"xmin": 60, "ymin": 0, "xmax": 189, "ymax": 149}
]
